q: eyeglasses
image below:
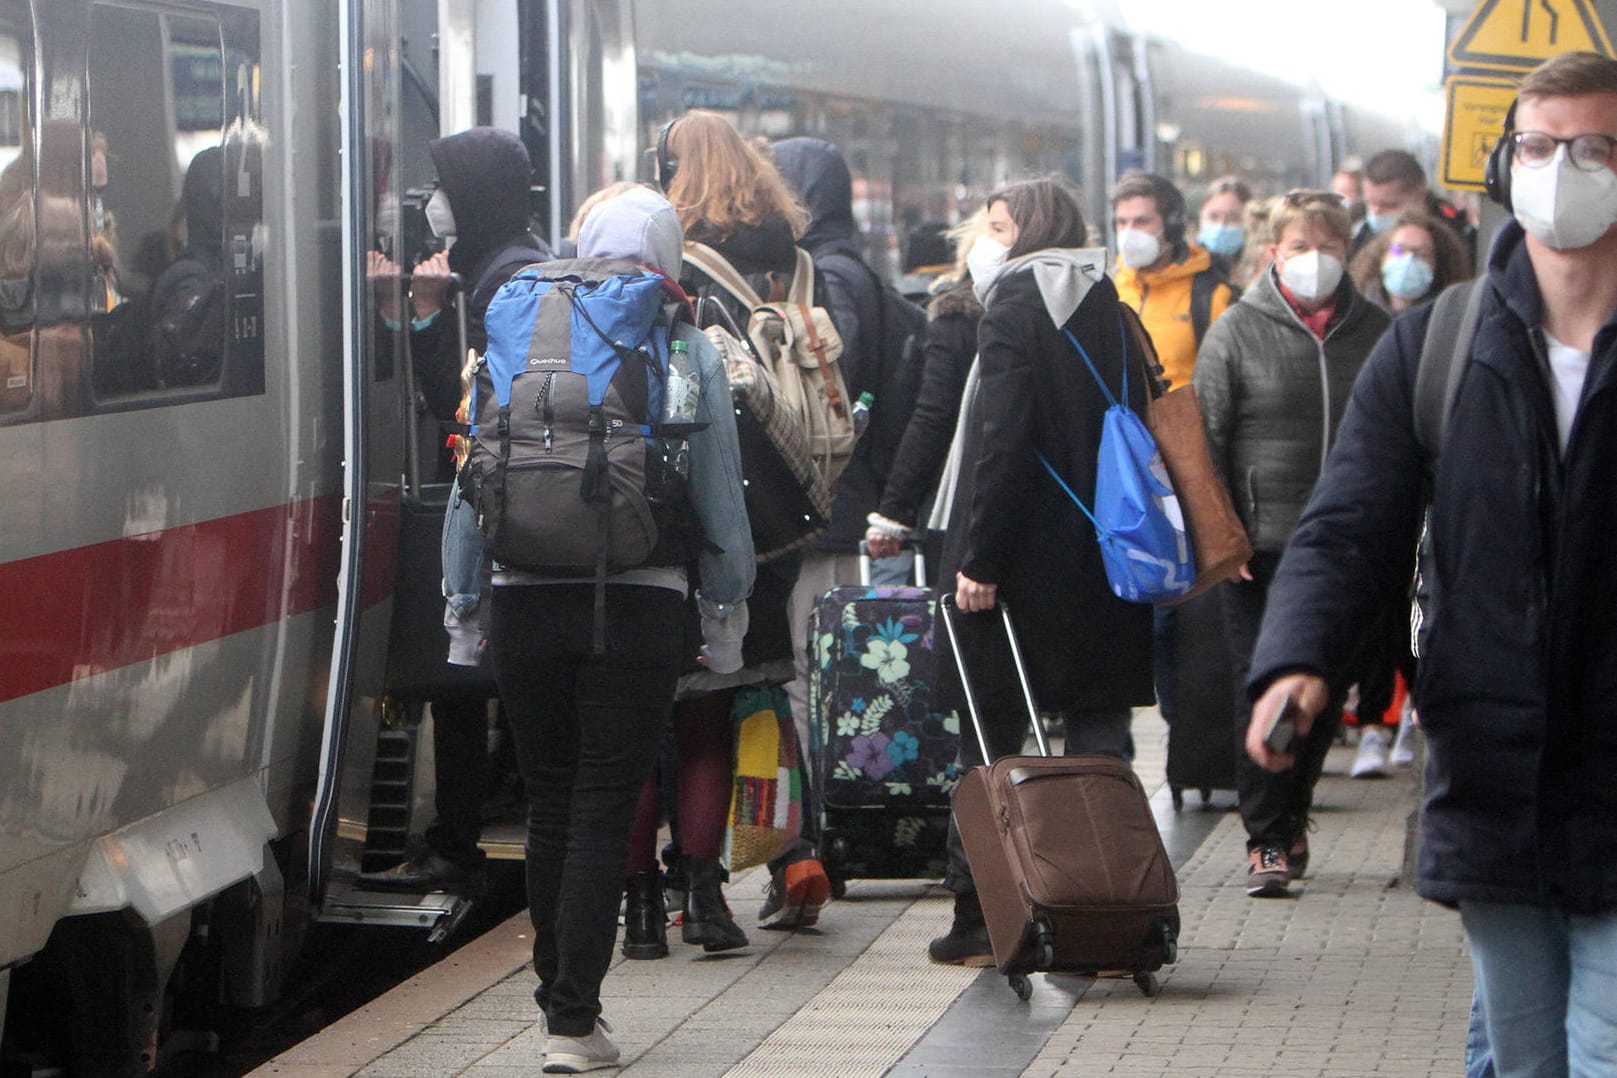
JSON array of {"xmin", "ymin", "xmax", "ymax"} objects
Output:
[
  {"xmin": 1389, "ymin": 242, "xmax": 1433, "ymax": 260},
  {"xmin": 1510, "ymin": 131, "xmax": 1617, "ymax": 172}
]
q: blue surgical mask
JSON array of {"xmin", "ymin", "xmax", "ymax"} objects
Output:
[
  {"xmin": 1380, "ymin": 252, "xmax": 1434, "ymax": 301},
  {"xmin": 1364, "ymin": 209, "xmax": 1398, "ymax": 235},
  {"xmin": 1198, "ymin": 223, "xmax": 1244, "ymax": 257}
]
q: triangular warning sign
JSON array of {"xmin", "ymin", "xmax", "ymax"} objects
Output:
[{"xmin": 1450, "ymin": 0, "xmax": 1615, "ymax": 72}]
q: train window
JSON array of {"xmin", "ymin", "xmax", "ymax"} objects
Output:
[
  {"xmin": 86, "ymin": 2, "xmax": 264, "ymax": 408},
  {"xmin": 0, "ymin": 4, "xmax": 33, "ymax": 418}
]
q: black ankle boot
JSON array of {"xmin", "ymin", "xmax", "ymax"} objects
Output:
[
  {"xmin": 927, "ymin": 890, "xmax": 993, "ymax": 966},
  {"xmin": 682, "ymin": 857, "xmax": 749, "ymax": 952},
  {"xmin": 622, "ymin": 871, "xmax": 668, "ymax": 960}
]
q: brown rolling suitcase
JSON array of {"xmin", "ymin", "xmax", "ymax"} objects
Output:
[{"xmin": 941, "ymin": 595, "xmax": 1180, "ymax": 999}]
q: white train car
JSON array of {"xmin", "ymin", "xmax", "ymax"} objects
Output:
[{"xmin": 0, "ymin": 3, "xmax": 1420, "ymax": 1073}]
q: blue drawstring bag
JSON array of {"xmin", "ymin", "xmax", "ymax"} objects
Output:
[{"xmin": 1039, "ymin": 316, "xmax": 1194, "ymax": 604}]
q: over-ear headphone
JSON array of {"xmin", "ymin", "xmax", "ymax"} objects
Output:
[
  {"xmin": 1150, "ymin": 174, "xmax": 1188, "ymax": 245},
  {"xmin": 655, "ymin": 116, "xmax": 680, "ymax": 192},
  {"xmin": 1485, "ymin": 99, "xmax": 1518, "ymax": 211}
]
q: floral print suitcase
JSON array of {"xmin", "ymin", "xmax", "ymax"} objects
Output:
[{"xmin": 808, "ymin": 578, "xmax": 960, "ymax": 890}]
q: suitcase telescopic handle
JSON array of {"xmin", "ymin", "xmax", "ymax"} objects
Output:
[
  {"xmin": 939, "ymin": 595, "xmax": 1051, "ymax": 761},
  {"xmin": 857, "ymin": 539, "xmax": 927, "ymax": 588}
]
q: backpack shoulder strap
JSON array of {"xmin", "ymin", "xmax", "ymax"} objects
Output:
[
  {"xmin": 1118, "ymin": 302, "xmax": 1169, "ymax": 399},
  {"xmin": 473, "ymin": 243, "xmax": 550, "ymax": 303},
  {"xmin": 682, "ymin": 242, "xmax": 765, "ymax": 309},
  {"xmin": 785, "ymin": 247, "xmax": 816, "ymax": 307},
  {"xmin": 1190, "ymin": 268, "xmax": 1217, "ymax": 348},
  {"xmin": 1413, "ymin": 280, "xmax": 1485, "ymax": 462}
]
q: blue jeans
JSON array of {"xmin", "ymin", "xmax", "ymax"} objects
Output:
[
  {"xmin": 1468, "ymin": 990, "xmax": 1497, "ymax": 1078},
  {"xmin": 1460, "ymin": 901, "xmax": 1617, "ymax": 1077}
]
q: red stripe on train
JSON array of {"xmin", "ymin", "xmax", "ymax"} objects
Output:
[{"xmin": 0, "ymin": 493, "xmax": 400, "ymax": 705}]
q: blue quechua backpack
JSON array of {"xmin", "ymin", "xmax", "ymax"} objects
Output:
[
  {"xmin": 1039, "ymin": 315, "xmax": 1194, "ymax": 604},
  {"xmin": 467, "ymin": 257, "xmax": 683, "ymax": 584}
]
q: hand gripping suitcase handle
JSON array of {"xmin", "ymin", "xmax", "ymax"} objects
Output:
[
  {"xmin": 939, "ymin": 594, "xmax": 1050, "ymax": 761},
  {"xmin": 857, "ymin": 539, "xmax": 927, "ymax": 587}
]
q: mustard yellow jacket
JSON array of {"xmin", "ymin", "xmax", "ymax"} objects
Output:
[{"xmin": 1113, "ymin": 243, "xmax": 1233, "ymax": 392}]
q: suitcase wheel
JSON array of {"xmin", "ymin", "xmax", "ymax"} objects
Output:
[
  {"xmin": 1200, "ymin": 787, "xmax": 1213, "ymax": 806},
  {"xmin": 1171, "ymin": 785, "xmax": 1185, "ymax": 812},
  {"xmin": 1133, "ymin": 970, "xmax": 1160, "ymax": 997},
  {"xmin": 1009, "ymin": 972, "xmax": 1034, "ymax": 1001},
  {"xmin": 829, "ymin": 877, "xmax": 847, "ymax": 900}
]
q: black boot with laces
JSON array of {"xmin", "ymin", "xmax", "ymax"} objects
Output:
[{"xmin": 683, "ymin": 857, "xmax": 749, "ymax": 952}]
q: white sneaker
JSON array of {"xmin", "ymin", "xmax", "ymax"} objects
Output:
[
  {"xmin": 1390, "ymin": 712, "xmax": 1418, "ymax": 768},
  {"xmin": 543, "ymin": 1018, "xmax": 619, "ymax": 1073},
  {"xmin": 1350, "ymin": 726, "xmax": 1390, "ymax": 779}
]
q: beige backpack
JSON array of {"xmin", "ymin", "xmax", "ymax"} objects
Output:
[{"xmin": 684, "ymin": 242, "xmax": 856, "ymax": 485}]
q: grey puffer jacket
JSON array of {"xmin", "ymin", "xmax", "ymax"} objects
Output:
[{"xmin": 1192, "ymin": 268, "xmax": 1389, "ymax": 553}]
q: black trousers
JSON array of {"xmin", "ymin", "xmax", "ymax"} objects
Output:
[
  {"xmin": 1222, "ymin": 551, "xmax": 1342, "ymax": 851},
  {"xmin": 490, "ymin": 584, "xmax": 684, "ymax": 1037},
  {"xmin": 424, "ymin": 694, "xmax": 491, "ymax": 867}
]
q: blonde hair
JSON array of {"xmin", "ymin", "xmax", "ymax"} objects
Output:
[
  {"xmin": 1268, "ymin": 189, "xmax": 1352, "ymax": 248},
  {"xmin": 662, "ymin": 110, "xmax": 808, "ymax": 242},
  {"xmin": 567, "ymin": 180, "xmax": 646, "ymax": 241},
  {"xmin": 938, "ymin": 209, "xmax": 988, "ymax": 286}
]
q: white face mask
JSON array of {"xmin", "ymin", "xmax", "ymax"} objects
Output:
[
  {"xmin": 1278, "ymin": 249, "xmax": 1343, "ymax": 302},
  {"xmin": 425, "ymin": 187, "xmax": 458, "ymax": 244},
  {"xmin": 1116, "ymin": 228, "xmax": 1163, "ymax": 270},
  {"xmin": 966, "ymin": 235, "xmax": 1010, "ymax": 295},
  {"xmin": 1512, "ymin": 146, "xmax": 1617, "ymax": 251}
]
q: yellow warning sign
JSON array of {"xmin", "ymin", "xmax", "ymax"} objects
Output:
[
  {"xmin": 1449, "ymin": 0, "xmax": 1615, "ymax": 72},
  {"xmin": 1442, "ymin": 76, "xmax": 1520, "ymax": 190}
]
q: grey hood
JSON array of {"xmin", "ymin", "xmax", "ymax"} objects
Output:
[
  {"xmin": 576, "ymin": 186, "xmax": 684, "ymax": 278},
  {"xmin": 979, "ymin": 246, "xmax": 1109, "ymax": 328}
]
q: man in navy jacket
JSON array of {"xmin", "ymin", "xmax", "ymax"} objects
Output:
[{"xmin": 1243, "ymin": 52, "xmax": 1617, "ymax": 1076}]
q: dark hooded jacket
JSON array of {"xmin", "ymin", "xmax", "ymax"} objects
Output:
[
  {"xmin": 772, "ymin": 137, "xmax": 886, "ymax": 552},
  {"xmin": 149, "ymin": 146, "xmax": 226, "ymax": 387},
  {"xmin": 937, "ymin": 258, "xmax": 1155, "ymax": 715},
  {"xmin": 1249, "ymin": 220, "xmax": 1617, "ymax": 915},
  {"xmin": 411, "ymin": 129, "xmax": 549, "ymax": 466},
  {"xmin": 876, "ymin": 278, "xmax": 981, "ymax": 528}
]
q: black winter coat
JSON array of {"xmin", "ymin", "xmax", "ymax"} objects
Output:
[
  {"xmin": 1249, "ymin": 222, "xmax": 1617, "ymax": 915},
  {"xmin": 939, "ymin": 263, "xmax": 1154, "ymax": 713},
  {"xmin": 876, "ymin": 280, "xmax": 981, "ymax": 529}
]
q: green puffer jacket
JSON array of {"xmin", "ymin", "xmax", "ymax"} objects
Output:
[{"xmin": 1191, "ymin": 267, "xmax": 1390, "ymax": 553}]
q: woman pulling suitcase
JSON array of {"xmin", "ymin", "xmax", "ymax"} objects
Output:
[{"xmin": 927, "ymin": 176, "xmax": 1158, "ymax": 966}]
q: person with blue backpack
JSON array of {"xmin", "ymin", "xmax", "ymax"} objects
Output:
[
  {"xmin": 474, "ymin": 186, "xmax": 754, "ymax": 1073},
  {"xmin": 926, "ymin": 176, "xmax": 1158, "ymax": 965}
]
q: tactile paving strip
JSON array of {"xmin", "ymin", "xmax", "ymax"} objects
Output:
[{"xmin": 723, "ymin": 891, "xmax": 977, "ymax": 1077}]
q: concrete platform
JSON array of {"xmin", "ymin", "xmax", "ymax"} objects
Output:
[{"xmin": 251, "ymin": 712, "xmax": 1472, "ymax": 1076}]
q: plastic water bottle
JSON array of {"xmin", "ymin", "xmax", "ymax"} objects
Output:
[
  {"xmin": 851, "ymin": 391, "xmax": 874, "ymax": 438},
  {"xmin": 662, "ymin": 338, "xmax": 701, "ymax": 426}
]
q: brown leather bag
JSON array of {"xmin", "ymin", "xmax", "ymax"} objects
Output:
[{"xmin": 1121, "ymin": 306, "xmax": 1252, "ymax": 603}]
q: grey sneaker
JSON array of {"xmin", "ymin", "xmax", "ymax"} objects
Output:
[
  {"xmin": 542, "ymin": 1018, "xmax": 619, "ymax": 1073},
  {"xmin": 1390, "ymin": 711, "xmax": 1419, "ymax": 768},
  {"xmin": 1351, "ymin": 726, "xmax": 1390, "ymax": 779}
]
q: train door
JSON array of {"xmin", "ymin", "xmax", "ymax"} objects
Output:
[{"xmin": 309, "ymin": 0, "xmax": 461, "ymax": 932}]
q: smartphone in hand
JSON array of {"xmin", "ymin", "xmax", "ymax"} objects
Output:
[{"xmin": 1261, "ymin": 693, "xmax": 1301, "ymax": 754}]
